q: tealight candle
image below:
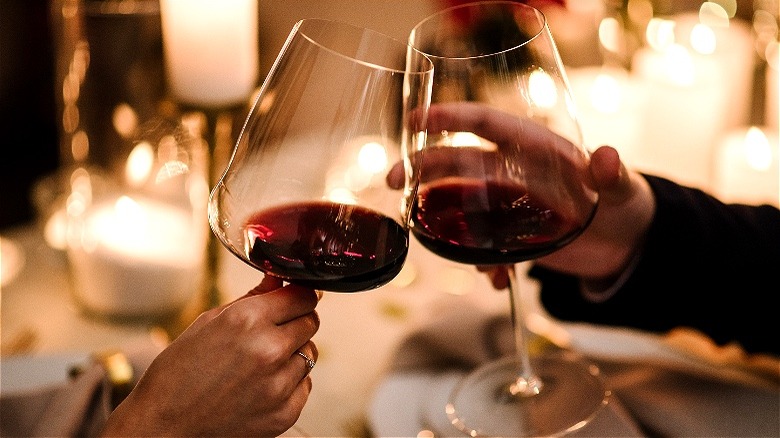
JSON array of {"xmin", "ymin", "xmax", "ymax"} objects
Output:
[
  {"xmin": 160, "ymin": 0, "xmax": 259, "ymax": 107},
  {"xmin": 67, "ymin": 195, "xmax": 207, "ymax": 319},
  {"xmin": 713, "ymin": 126, "xmax": 779, "ymax": 206}
]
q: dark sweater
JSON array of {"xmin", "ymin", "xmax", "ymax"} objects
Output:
[{"xmin": 531, "ymin": 174, "xmax": 780, "ymax": 356}]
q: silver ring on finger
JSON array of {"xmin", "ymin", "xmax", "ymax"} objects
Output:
[{"xmin": 296, "ymin": 350, "xmax": 316, "ymax": 373}]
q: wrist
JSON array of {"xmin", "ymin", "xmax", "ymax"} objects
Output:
[{"xmin": 579, "ymin": 242, "xmax": 642, "ymax": 302}]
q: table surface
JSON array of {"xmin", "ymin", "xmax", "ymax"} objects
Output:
[
  {"xmin": 0, "ymin": 222, "xmax": 521, "ymax": 436},
  {"xmin": 4, "ymin": 222, "xmax": 778, "ymax": 437}
]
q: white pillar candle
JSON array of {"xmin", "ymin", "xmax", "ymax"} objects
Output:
[
  {"xmin": 567, "ymin": 66, "xmax": 646, "ymax": 168},
  {"xmin": 68, "ymin": 196, "xmax": 206, "ymax": 318},
  {"xmin": 713, "ymin": 126, "xmax": 779, "ymax": 207},
  {"xmin": 632, "ymin": 43, "xmax": 728, "ymax": 190},
  {"xmin": 160, "ymin": 0, "xmax": 259, "ymax": 108},
  {"xmin": 671, "ymin": 13, "xmax": 755, "ymax": 130}
]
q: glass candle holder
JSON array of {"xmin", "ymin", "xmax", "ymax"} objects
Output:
[{"xmin": 43, "ymin": 0, "xmax": 210, "ymax": 323}]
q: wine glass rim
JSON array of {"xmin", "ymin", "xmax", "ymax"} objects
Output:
[
  {"xmin": 410, "ymin": 0, "xmax": 549, "ymax": 61},
  {"xmin": 293, "ymin": 18, "xmax": 434, "ymax": 75}
]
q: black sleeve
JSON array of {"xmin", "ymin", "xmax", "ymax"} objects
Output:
[{"xmin": 530, "ymin": 174, "xmax": 780, "ymax": 356}]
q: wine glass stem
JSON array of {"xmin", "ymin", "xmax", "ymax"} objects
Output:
[{"xmin": 505, "ymin": 264, "xmax": 544, "ymax": 398}]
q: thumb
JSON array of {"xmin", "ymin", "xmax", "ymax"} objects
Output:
[
  {"xmin": 246, "ymin": 275, "xmax": 285, "ymax": 297},
  {"xmin": 590, "ymin": 146, "xmax": 633, "ymax": 206}
]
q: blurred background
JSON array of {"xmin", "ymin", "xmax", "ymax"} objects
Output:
[
  {"xmin": 0, "ymin": 0, "xmax": 440, "ymax": 230},
  {"xmin": 1, "ymin": 2, "xmax": 777, "ymax": 435},
  {"xmin": 2, "ymin": 0, "xmax": 776, "ymax": 232},
  {"xmin": 1, "ymin": 1, "xmax": 59, "ymax": 229}
]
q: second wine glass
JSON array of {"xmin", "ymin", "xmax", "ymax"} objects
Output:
[
  {"xmin": 406, "ymin": 1, "xmax": 609, "ymax": 436},
  {"xmin": 209, "ymin": 18, "xmax": 433, "ymax": 293}
]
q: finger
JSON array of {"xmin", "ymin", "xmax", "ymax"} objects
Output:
[
  {"xmin": 228, "ymin": 282, "xmax": 319, "ymax": 327},
  {"xmin": 476, "ymin": 265, "xmax": 509, "ymax": 290},
  {"xmin": 386, "ymin": 160, "xmax": 405, "ymax": 190},
  {"xmin": 264, "ymin": 283, "xmax": 321, "ymax": 325},
  {"xmin": 187, "ymin": 276, "xmax": 286, "ymax": 332},
  {"xmin": 275, "ymin": 310, "xmax": 320, "ymax": 362},
  {"xmin": 262, "ymin": 372, "xmax": 313, "ymax": 436},
  {"xmin": 589, "ymin": 146, "xmax": 630, "ymax": 201},
  {"xmin": 427, "ymin": 102, "xmax": 577, "ymax": 158},
  {"xmin": 247, "ymin": 275, "xmax": 285, "ymax": 297}
]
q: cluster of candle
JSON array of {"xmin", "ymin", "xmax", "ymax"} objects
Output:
[
  {"xmin": 46, "ymin": 0, "xmax": 260, "ymax": 321},
  {"xmin": 567, "ymin": 5, "xmax": 779, "ymax": 207},
  {"xmin": 47, "ymin": 132, "xmax": 211, "ymax": 320}
]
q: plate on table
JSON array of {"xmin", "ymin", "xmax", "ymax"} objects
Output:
[{"xmin": 1, "ymin": 352, "xmax": 90, "ymax": 395}]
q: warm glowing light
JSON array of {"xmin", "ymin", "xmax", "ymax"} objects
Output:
[
  {"xmin": 357, "ymin": 141, "xmax": 388, "ymax": 174},
  {"xmin": 126, "ymin": 141, "xmax": 155, "ymax": 186},
  {"xmin": 71, "ymin": 130, "xmax": 89, "ymax": 161},
  {"xmin": 589, "ymin": 73, "xmax": 623, "ymax": 113},
  {"xmin": 528, "ymin": 68, "xmax": 558, "ymax": 109},
  {"xmin": 450, "ymin": 131, "xmax": 483, "ymax": 147},
  {"xmin": 112, "ymin": 103, "xmax": 138, "ymax": 139},
  {"xmin": 258, "ymin": 90, "xmax": 275, "ymax": 114},
  {"xmin": 84, "ymin": 196, "xmax": 197, "ymax": 264},
  {"xmin": 65, "ymin": 168, "xmax": 94, "ymax": 218},
  {"xmin": 160, "ymin": 0, "xmax": 259, "ymax": 107},
  {"xmin": 158, "ymin": 160, "xmax": 190, "ymax": 185},
  {"xmin": 344, "ymin": 165, "xmax": 372, "ymax": 192},
  {"xmin": 0, "ymin": 237, "xmax": 25, "ymax": 288},
  {"xmin": 699, "ymin": 1, "xmax": 731, "ymax": 24},
  {"xmin": 326, "ymin": 188, "xmax": 358, "ymax": 205},
  {"xmin": 645, "ymin": 18, "xmax": 676, "ymax": 50},
  {"xmin": 436, "ymin": 131, "xmax": 496, "ymax": 150},
  {"xmin": 743, "ymin": 127, "xmax": 773, "ymax": 171},
  {"xmin": 44, "ymin": 209, "xmax": 69, "ymax": 250},
  {"xmin": 598, "ymin": 16, "xmax": 623, "ymax": 54},
  {"xmin": 690, "ymin": 23, "xmax": 717, "ymax": 54},
  {"xmin": 715, "ymin": 127, "xmax": 779, "ymax": 206},
  {"xmin": 661, "ymin": 44, "xmax": 696, "ymax": 86}
]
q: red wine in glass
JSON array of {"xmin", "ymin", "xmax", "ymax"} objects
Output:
[
  {"xmin": 207, "ymin": 19, "xmax": 432, "ymax": 295},
  {"xmin": 411, "ymin": 178, "xmax": 594, "ymax": 265},
  {"xmin": 243, "ymin": 201, "xmax": 408, "ymax": 292}
]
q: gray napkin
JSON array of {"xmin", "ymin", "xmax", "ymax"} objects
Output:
[
  {"xmin": 1, "ymin": 341, "xmax": 163, "ymax": 438},
  {"xmin": 386, "ymin": 305, "xmax": 780, "ymax": 437}
]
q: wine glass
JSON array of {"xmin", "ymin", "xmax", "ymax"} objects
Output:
[
  {"xmin": 208, "ymin": 18, "xmax": 433, "ymax": 293},
  {"xmin": 406, "ymin": 2, "xmax": 608, "ymax": 436}
]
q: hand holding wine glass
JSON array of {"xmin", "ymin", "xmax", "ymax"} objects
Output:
[
  {"xmin": 208, "ymin": 18, "xmax": 433, "ymax": 293},
  {"xmin": 404, "ymin": 2, "xmax": 608, "ymax": 436}
]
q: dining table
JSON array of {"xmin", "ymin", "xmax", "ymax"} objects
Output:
[{"xmin": 2, "ymin": 220, "xmax": 778, "ymax": 437}]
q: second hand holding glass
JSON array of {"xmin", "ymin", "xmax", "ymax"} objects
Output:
[
  {"xmin": 406, "ymin": 2, "xmax": 609, "ymax": 436},
  {"xmin": 208, "ymin": 19, "xmax": 433, "ymax": 292}
]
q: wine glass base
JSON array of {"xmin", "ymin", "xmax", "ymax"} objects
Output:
[{"xmin": 447, "ymin": 351, "xmax": 610, "ymax": 437}]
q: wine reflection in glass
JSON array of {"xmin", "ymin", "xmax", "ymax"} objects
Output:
[
  {"xmin": 208, "ymin": 18, "xmax": 433, "ymax": 293},
  {"xmin": 405, "ymin": 2, "xmax": 609, "ymax": 436}
]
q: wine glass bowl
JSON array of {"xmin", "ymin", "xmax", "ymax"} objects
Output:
[
  {"xmin": 209, "ymin": 18, "xmax": 433, "ymax": 292},
  {"xmin": 406, "ymin": 1, "xmax": 607, "ymax": 436}
]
